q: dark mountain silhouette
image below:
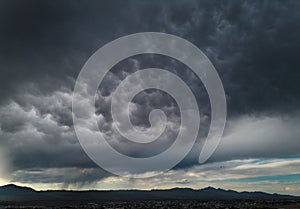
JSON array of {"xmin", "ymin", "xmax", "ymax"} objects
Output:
[
  {"xmin": 0, "ymin": 184, "xmax": 37, "ymax": 201},
  {"xmin": 0, "ymin": 184, "xmax": 298, "ymax": 202}
]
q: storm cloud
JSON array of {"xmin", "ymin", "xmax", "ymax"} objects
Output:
[{"xmin": 0, "ymin": 0, "xmax": 299, "ymax": 188}]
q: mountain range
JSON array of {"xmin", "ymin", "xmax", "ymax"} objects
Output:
[{"xmin": 0, "ymin": 184, "xmax": 298, "ymax": 202}]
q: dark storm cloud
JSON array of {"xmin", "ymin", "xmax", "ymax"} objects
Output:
[
  {"xmin": 0, "ymin": 0, "xmax": 300, "ymax": 185},
  {"xmin": 0, "ymin": 0, "xmax": 299, "ymax": 111},
  {"xmin": 95, "ymin": 54, "xmax": 210, "ymax": 158},
  {"xmin": 0, "ymin": 0, "xmax": 127, "ymax": 102},
  {"xmin": 160, "ymin": 0, "xmax": 300, "ymax": 115},
  {"xmin": 212, "ymin": 1, "xmax": 300, "ymax": 115}
]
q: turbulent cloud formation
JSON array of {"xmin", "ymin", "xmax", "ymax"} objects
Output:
[{"xmin": 0, "ymin": 0, "xmax": 299, "ymax": 192}]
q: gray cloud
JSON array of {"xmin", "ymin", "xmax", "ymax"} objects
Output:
[
  {"xmin": 212, "ymin": 114, "xmax": 300, "ymax": 162},
  {"xmin": 0, "ymin": 0, "xmax": 299, "ymax": 186}
]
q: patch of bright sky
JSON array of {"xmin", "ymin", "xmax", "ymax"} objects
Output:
[{"xmin": 3, "ymin": 157, "xmax": 300, "ymax": 195}]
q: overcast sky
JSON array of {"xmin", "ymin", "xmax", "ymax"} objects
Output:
[{"xmin": 0, "ymin": 0, "xmax": 300, "ymax": 195}]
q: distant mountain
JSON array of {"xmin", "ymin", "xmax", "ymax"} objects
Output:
[
  {"xmin": 0, "ymin": 184, "xmax": 35, "ymax": 194},
  {"xmin": 0, "ymin": 184, "xmax": 36, "ymax": 201},
  {"xmin": 0, "ymin": 184, "xmax": 298, "ymax": 202}
]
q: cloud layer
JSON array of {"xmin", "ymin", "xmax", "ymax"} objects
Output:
[{"xmin": 0, "ymin": 0, "xmax": 299, "ymax": 192}]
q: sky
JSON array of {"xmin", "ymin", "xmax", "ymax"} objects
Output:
[{"xmin": 0, "ymin": 0, "xmax": 300, "ymax": 195}]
